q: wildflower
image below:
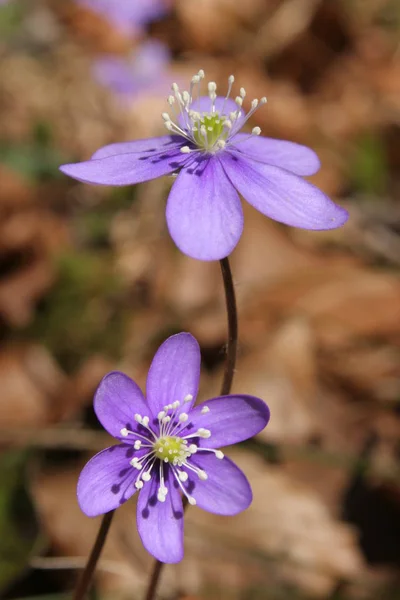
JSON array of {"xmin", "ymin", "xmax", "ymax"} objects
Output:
[
  {"xmin": 77, "ymin": 333, "xmax": 270, "ymax": 563},
  {"xmin": 75, "ymin": 0, "xmax": 168, "ymax": 36},
  {"xmin": 60, "ymin": 71, "xmax": 348, "ymax": 261},
  {"xmin": 93, "ymin": 40, "xmax": 170, "ymax": 100}
]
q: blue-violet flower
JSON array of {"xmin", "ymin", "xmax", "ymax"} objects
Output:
[
  {"xmin": 75, "ymin": 0, "xmax": 168, "ymax": 36},
  {"xmin": 93, "ymin": 40, "xmax": 170, "ymax": 100},
  {"xmin": 77, "ymin": 333, "xmax": 270, "ymax": 563},
  {"xmin": 60, "ymin": 71, "xmax": 349, "ymax": 261}
]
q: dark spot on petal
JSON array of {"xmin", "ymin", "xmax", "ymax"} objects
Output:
[
  {"xmin": 173, "ymin": 509, "xmax": 183, "ymax": 520},
  {"xmin": 111, "ymin": 484, "xmax": 120, "ymax": 494},
  {"xmin": 119, "ymin": 468, "xmax": 130, "ymax": 478},
  {"xmin": 142, "ymin": 507, "xmax": 150, "ymax": 519},
  {"xmin": 125, "ymin": 448, "xmax": 134, "ymax": 459}
]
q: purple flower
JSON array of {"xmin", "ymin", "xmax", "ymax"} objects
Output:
[
  {"xmin": 77, "ymin": 333, "xmax": 270, "ymax": 563},
  {"xmin": 60, "ymin": 71, "xmax": 348, "ymax": 261},
  {"xmin": 75, "ymin": 0, "xmax": 168, "ymax": 35},
  {"xmin": 93, "ymin": 40, "xmax": 171, "ymax": 99}
]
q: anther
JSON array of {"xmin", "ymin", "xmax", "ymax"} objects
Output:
[
  {"xmin": 157, "ymin": 411, "xmax": 166, "ymax": 420},
  {"xmin": 198, "ymin": 69, "xmax": 205, "ymax": 78},
  {"xmin": 198, "ymin": 428, "xmax": 211, "ymax": 438},
  {"xmin": 188, "ymin": 444, "xmax": 197, "ymax": 453},
  {"xmin": 179, "ymin": 413, "xmax": 189, "ymax": 422},
  {"xmin": 235, "ymin": 97, "xmax": 243, "ymax": 107},
  {"xmin": 260, "ymin": 97, "xmax": 267, "ymax": 104},
  {"xmin": 188, "ymin": 496, "xmax": 197, "ymax": 506},
  {"xmin": 180, "ymin": 146, "xmax": 191, "ymax": 154},
  {"xmin": 134, "ymin": 414, "xmax": 142, "ymax": 424},
  {"xmin": 198, "ymin": 470, "xmax": 208, "ymax": 480},
  {"xmin": 215, "ymin": 450, "xmax": 224, "ymax": 459},
  {"xmin": 135, "ymin": 480, "xmax": 144, "ymax": 489},
  {"xmin": 201, "ymin": 406, "xmax": 210, "ymax": 414},
  {"xmin": 252, "ymin": 126, "xmax": 261, "ymax": 135},
  {"xmin": 178, "ymin": 470, "xmax": 188, "ymax": 482},
  {"xmin": 134, "ymin": 440, "xmax": 142, "ymax": 450},
  {"xmin": 162, "ymin": 112, "xmax": 170, "ymax": 121},
  {"xmin": 142, "ymin": 471, "xmax": 151, "ymax": 482},
  {"xmin": 240, "ymin": 87, "xmax": 246, "ymax": 98},
  {"xmin": 184, "ymin": 394, "xmax": 193, "ymax": 403},
  {"xmin": 120, "ymin": 428, "xmax": 129, "ymax": 437}
]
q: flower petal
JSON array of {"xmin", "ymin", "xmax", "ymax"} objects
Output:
[
  {"xmin": 146, "ymin": 333, "xmax": 200, "ymax": 416},
  {"xmin": 94, "ymin": 371, "xmax": 150, "ymax": 438},
  {"xmin": 137, "ymin": 467, "xmax": 184, "ymax": 563},
  {"xmin": 231, "ymin": 133, "xmax": 321, "ymax": 176},
  {"xmin": 91, "ymin": 135, "xmax": 182, "ymax": 160},
  {"xmin": 77, "ymin": 444, "xmax": 139, "ymax": 517},
  {"xmin": 59, "ymin": 142, "xmax": 187, "ymax": 186},
  {"xmin": 178, "ymin": 95, "xmax": 244, "ymax": 130},
  {"xmin": 221, "ymin": 151, "xmax": 349, "ymax": 230},
  {"xmin": 166, "ymin": 156, "xmax": 243, "ymax": 260},
  {"xmin": 186, "ymin": 395, "xmax": 270, "ymax": 449},
  {"xmin": 185, "ymin": 454, "xmax": 252, "ymax": 515}
]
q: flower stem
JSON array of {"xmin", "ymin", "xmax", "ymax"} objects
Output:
[
  {"xmin": 72, "ymin": 510, "xmax": 114, "ymax": 600},
  {"xmin": 143, "ymin": 256, "xmax": 238, "ymax": 600},
  {"xmin": 219, "ymin": 256, "xmax": 238, "ymax": 396}
]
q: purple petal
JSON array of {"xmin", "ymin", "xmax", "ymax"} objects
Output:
[
  {"xmin": 94, "ymin": 371, "xmax": 150, "ymax": 438},
  {"xmin": 231, "ymin": 133, "xmax": 321, "ymax": 176},
  {"xmin": 221, "ymin": 151, "xmax": 349, "ymax": 230},
  {"xmin": 137, "ymin": 468, "xmax": 184, "ymax": 563},
  {"xmin": 178, "ymin": 96, "xmax": 245, "ymax": 130},
  {"xmin": 91, "ymin": 136, "xmax": 183, "ymax": 160},
  {"xmin": 166, "ymin": 157, "xmax": 243, "ymax": 260},
  {"xmin": 186, "ymin": 454, "xmax": 252, "ymax": 515},
  {"xmin": 77, "ymin": 444, "xmax": 139, "ymax": 517},
  {"xmin": 187, "ymin": 395, "xmax": 270, "ymax": 449},
  {"xmin": 60, "ymin": 141, "xmax": 187, "ymax": 186},
  {"xmin": 146, "ymin": 333, "xmax": 200, "ymax": 416}
]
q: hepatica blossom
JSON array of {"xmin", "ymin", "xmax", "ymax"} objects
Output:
[
  {"xmin": 77, "ymin": 333, "xmax": 270, "ymax": 563},
  {"xmin": 60, "ymin": 70, "xmax": 348, "ymax": 261},
  {"xmin": 76, "ymin": 0, "xmax": 168, "ymax": 36},
  {"xmin": 93, "ymin": 40, "xmax": 171, "ymax": 100}
]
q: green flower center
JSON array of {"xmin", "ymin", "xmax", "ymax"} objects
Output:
[
  {"xmin": 192, "ymin": 112, "xmax": 229, "ymax": 150},
  {"xmin": 154, "ymin": 435, "xmax": 188, "ymax": 464}
]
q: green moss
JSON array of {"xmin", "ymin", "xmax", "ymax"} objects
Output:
[{"xmin": 25, "ymin": 250, "xmax": 129, "ymax": 372}]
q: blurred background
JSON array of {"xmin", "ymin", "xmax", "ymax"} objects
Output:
[{"xmin": 0, "ymin": 0, "xmax": 400, "ymax": 598}]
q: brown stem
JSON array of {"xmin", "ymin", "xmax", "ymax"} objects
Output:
[
  {"xmin": 219, "ymin": 256, "xmax": 238, "ymax": 396},
  {"xmin": 143, "ymin": 256, "xmax": 238, "ymax": 600},
  {"xmin": 72, "ymin": 510, "xmax": 114, "ymax": 600}
]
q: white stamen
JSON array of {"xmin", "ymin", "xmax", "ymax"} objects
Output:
[
  {"xmin": 179, "ymin": 413, "xmax": 189, "ymax": 422},
  {"xmin": 188, "ymin": 496, "xmax": 197, "ymax": 506},
  {"xmin": 184, "ymin": 394, "xmax": 193, "ymax": 403},
  {"xmin": 252, "ymin": 126, "xmax": 261, "ymax": 135},
  {"xmin": 178, "ymin": 470, "xmax": 188, "ymax": 482},
  {"xmin": 157, "ymin": 411, "xmax": 166, "ymax": 420},
  {"xmin": 197, "ymin": 428, "xmax": 211, "ymax": 438},
  {"xmin": 198, "ymin": 470, "xmax": 208, "ymax": 480},
  {"xmin": 216, "ymin": 450, "xmax": 224, "ymax": 459},
  {"xmin": 235, "ymin": 96, "xmax": 243, "ymax": 107},
  {"xmin": 188, "ymin": 444, "xmax": 197, "ymax": 453},
  {"xmin": 134, "ymin": 440, "xmax": 142, "ymax": 450},
  {"xmin": 201, "ymin": 406, "xmax": 210, "ymax": 414},
  {"xmin": 135, "ymin": 480, "xmax": 144, "ymax": 489},
  {"xmin": 240, "ymin": 87, "xmax": 246, "ymax": 98},
  {"xmin": 134, "ymin": 414, "xmax": 142, "ymax": 424},
  {"xmin": 120, "ymin": 428, "xmax": 129, "ymax": 437},
  {"xmin": 142, "ymin": 471, "xmax": 151, "ymax": 482},
  {"xmin": 180, "ymin": 146, "xmax": 191, "ymax": 153}
]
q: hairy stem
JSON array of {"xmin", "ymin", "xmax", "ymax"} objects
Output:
[
  {"xmin": 143, "ymin": 256, "xmax": 238, "ymax": 600},
  {"xmin": 72, "ymin": 510, "xmax": 114, "ymax": 600}
]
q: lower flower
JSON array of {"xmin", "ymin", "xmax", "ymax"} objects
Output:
[{"xmin": 77, "ymin": 332, "xmax": 270, "ymax": 563}]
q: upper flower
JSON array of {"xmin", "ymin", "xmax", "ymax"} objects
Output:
[
  {"xmin": 93, "ymin": 40, "xmax": 171, "ymax": 100},
  {"xmin": 75, "ymin": 0, "xmax": 168, "ymax": 35},
  {"xmin": 60, "ymin": 70, "xmax": 349, "ymax": 261},
  {"xmin": 77, "ymin": 333, "xmax": 270, "ymax": 563}
]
